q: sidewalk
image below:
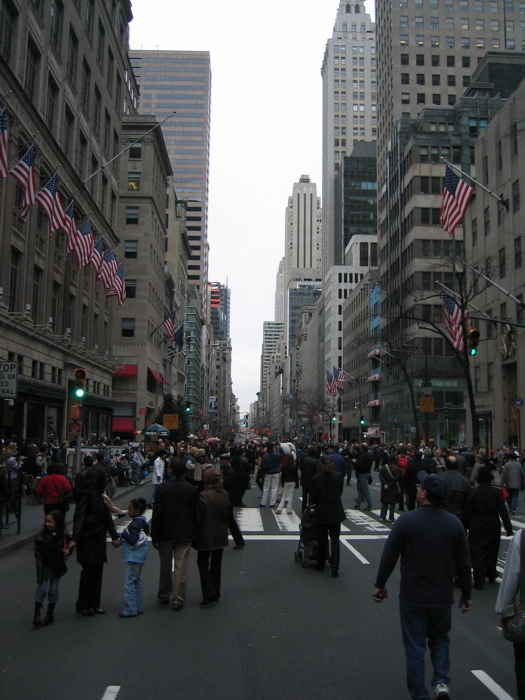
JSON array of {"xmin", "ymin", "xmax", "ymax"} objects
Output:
[{"xmin": 0, "ymin": 479, "xmax": 149, "ymax": 558}]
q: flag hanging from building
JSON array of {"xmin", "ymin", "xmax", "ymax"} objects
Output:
[
  {"xmin": 99, "ymin": 250, "xmax": 118, "ymax": 289},
  {"xmin": 73, "ymin": 219, "xmax": 94, "ymax": 268},
  {"xmin": 106, "ymin": 263, "xmax": 126, "ymax": 306},
  {"xmin": 9, "ymin": 144, "xmax": 36, "ymax": 221},
  {"xmin": 439, "ymin": 166, "xmax": 475, "ymax": 236},
  {"xmin": 173, "ymin": 323, "xmax": 184, "ymax": 351},
  {"xmin": 0, "ymin": 107, "xmax": 8, "ymax": 178},
  {"xmin": 325, "ymin": 369, "xmax": 337, "ymax": 397},
  {"xmin": 35, "ymin": 173, "xmax": 67, "ymax": 234},
  {"xmin": 163, "ymin": 311, "xmax": 177, "ymax": 341},
  {"xmin": 333, "ymin": 366, "xmax": 347, "ymax": 395},
  {"xmin": 61, "ymin": 200, "xmax": 77, "ymax": 252},
  {"xmin": 441, "ymin": 293, "xmax": 466, "ymax": 352},
  {"xmin": 91, "ymin": 237, "xmax": 105, "ymax": 275}
]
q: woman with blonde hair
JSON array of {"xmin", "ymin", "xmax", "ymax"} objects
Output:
[{"xmin": 194, "ymin": 468, "xmax": 230, "ymax": 606}]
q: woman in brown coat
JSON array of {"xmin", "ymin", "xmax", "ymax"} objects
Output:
[
  {"xmin": 195, "ymin": 468, "xmax": 230, "ymax": 606},
  {"xmin": 378, "ymin": 455, "xmax": 400, "ymax": 522}
]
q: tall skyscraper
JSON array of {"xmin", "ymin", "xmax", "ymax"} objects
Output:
[
  {"xmin": 208, "ymin": 281, "xmax": 230, "ymax": 341},
  {"xmin": 275, "ymin": 258, "xmax": 285, "ymax": 324},
  {"xmin": 129, "ymin": 50, "xmax": 212, "ymax": 302},
  {"xmin": 321, "ymin": 1, "xmax": 375, "ymax": 279},
  {"xmin": 261, "ymin": 322, "xmax": 284, "ymax": 393}
]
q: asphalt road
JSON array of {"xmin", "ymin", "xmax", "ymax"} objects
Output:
[{"xmin": 0, "ymin": 477, "xmax": 522, "ymax": 700}]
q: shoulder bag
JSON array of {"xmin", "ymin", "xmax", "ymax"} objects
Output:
[{"xmin": 501, "ymin": 533, "xmax": 525, "ymax": 643}]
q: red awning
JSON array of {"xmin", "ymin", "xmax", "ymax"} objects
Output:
[
  {"xmin": 161, "ymin": 374, "xmax": 170, "ymax": 386},
  {"xmin": 367, "ymin": 399, "xmax": 382, "ymax": 407},
  {"xmin": 113, "ymin": 364, "xmax": 138, "ymax": 377},
  {"xmin": 112, "ymin": 417, "xmax": 135, "ymax": 433},
  {"xmin": 148, "ymin": 367, "xmax": 163, "ymax": 383},
  {"xmin": 367, "ymin": 374, "xmax": 381, "ymax": 382}
]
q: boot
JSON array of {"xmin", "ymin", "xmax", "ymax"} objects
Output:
[
  {"xmin": 33, "ymin": 602, "xmax": 43, "ymax": 626},
  {"xmin": 40, "ymin": 603, "xmax": 56, "ymax": 627}
]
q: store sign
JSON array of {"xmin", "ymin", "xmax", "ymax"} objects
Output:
[{"xmin": 0, "ymin": 362, "xmax": 18, "ymax": 398}]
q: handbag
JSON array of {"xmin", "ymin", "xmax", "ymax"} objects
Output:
[
  {"xmin": 501, "ymin": 532, "xmax": 525, "ymax": 643},
  {"xmin": 385, "ymin": 464, "xmax": 401, "ymax": 493}
]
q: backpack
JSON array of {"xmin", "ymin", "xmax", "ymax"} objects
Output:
[{"xmin": 397, "ymin": 455, "xmax": 409, "ymax": 476}]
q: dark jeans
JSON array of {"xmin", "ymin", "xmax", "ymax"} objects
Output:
[
  {"xmin": 228, "ymin": 507, "xmax": 244, "ymax": 547},
  {"xmin": 399, "ymin": 602, "xmax": 451, "ymax": 700},
  {"xmin": 344, "ymin": 463, "xmax": 353, "ymax": 485},
  {"xmin": 76, "ymin": 563, "xmax": 104, "ymax": 611},
  {"xmin": 197, "ymin": 549, "xmax": 223, "ymax": 599},
  {"xmin": 514, "ymin": 642, "xmax": 525, "ymax": 700},
  {"xmin": 316, "ymin": 522, "xmax": 341, "ymax": 571},
  {"xmin": 301, "ymin": 485, "xmax": 311, "ymax": 513}
]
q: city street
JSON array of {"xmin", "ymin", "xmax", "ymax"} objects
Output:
[{"xmin": 0, "ymin": 477, "xmax": 522, "ymax": 700}]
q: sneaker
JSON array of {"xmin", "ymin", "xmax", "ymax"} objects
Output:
[
  {"xmin": 435, "ymin": 682, "xmax": 450, "ymax": 699},
  {"xmin": 276, "ymin": 509, "xmax": 282, "ymax": 514}
]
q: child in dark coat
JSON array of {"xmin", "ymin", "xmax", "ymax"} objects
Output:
[{"xmin": 33, "ymin": 509, "xmax": 73, "ymax": 626}]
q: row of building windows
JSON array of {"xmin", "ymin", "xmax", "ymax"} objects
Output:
[
  {"xmin": 398, "ymin": 0, "xmax": 525, "ymax": 10},
  {"xmin": 399, "ymin": 34, "xmax": 522, "ymax": 48},
  {"xmin": 400, "ymin": 16, "xmax": 523, "ymax": 31}
]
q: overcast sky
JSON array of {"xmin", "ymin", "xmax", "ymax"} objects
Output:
[{"xmin": 129, "ymin": 0, "xmax": 374, "ymax": 414}]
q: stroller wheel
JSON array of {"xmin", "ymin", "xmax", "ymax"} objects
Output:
[{"xmin": 294, "ymin": 552, "xmax": 298, "ymax": 562}]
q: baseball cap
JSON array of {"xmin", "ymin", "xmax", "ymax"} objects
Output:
[{"xmin": 417, "ymin": 471, "xmax": 448, "ymax": 502}]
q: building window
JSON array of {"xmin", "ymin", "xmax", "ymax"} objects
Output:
[
  {"xmin": 515, "ymin": 236, "xmax": 522, "ymax": 269},
  {"xmin": 484, "ymin": 207, "xmax": 490, "ymax": 236},
  {"xmin": 472, "ymin": 218, "xmax": 477, "ymax": 247},
  {"xmin": 45, "ymin": 76, "xmax": 59, "ymax": 133},
  {"xmin": 77, "ymin": 132, "xmax": 87, "ymax": 179},
  {"xmin": 124, "ymin": 240, "xmax": 138, "ymax": 258},
  {"xmin": 401, "ymin": 92, "xmax": 410, "ymax": 104},
  {"xmin": 66, "ymin": 27, "xmax": 78, "ymax": 86},
  {"xmin": 129, "ymin": 142, "xmax": 142, "ymax": 159},
  {"xmin": 417, "ymin": 74, "xmax": 425, "ymax": 85},
  {"xmin": 125, "ymin": 280, "xmax": 136, "ymax": 299},
  {"xmin": 24, "ymin": 39, "xmax": 40, "ymax": 102},
  {"xmin": 50, "ymin": 0, "xmax": 63, "ymax": 55},
  {"xmin": 80, "ymin": 60, "xmax": 91, "ymax": 116},
  {"xmin": 513, "ymin": 179, "xmax": 520, "ymax": 212},
  {"xmin": 85, "ymin": 0, "xmax": 95, "ymax": 43},
  {"xmin": 474, "ymin": 366, "xmax": 480, "ymax": 393},
  {"xmin": 126, "ymin": 207, "xmax": 139, "ymax": 225},
  {"xmin": 446, "ymin": 36, "xmax": 455, "ymax": 48},
  {"xmin": 121, "ymin": 318, "xmax": 135, "ymax": 338},
  {"xmin": 63, "ymin": 107, "xmax": 74, "ymax": 159},
  {"xmin": 487, "ymin": 363, "xmax": 494, "ymax": 391},
  {"xmin": 127, "ymin": 173, "xmax": 141, "ymax": 191},
  {"xmin": 499, "ymin": 247, "xmax": 506, "ymax": 278},
  {"xmin": 96, "ymin": 20, "xmax": 105, "ymax": 69},
  {"xmin": 93, "ymin": 87, "xmax": 101, "ymax": 137}
]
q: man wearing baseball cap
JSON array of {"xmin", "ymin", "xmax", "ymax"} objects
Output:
[{"xmin": 372, "ymin": 471, "xmax": 472, "ymax": 700}]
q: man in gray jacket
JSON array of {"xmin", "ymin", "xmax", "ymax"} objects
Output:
[{"xmin": 500, "ymin": 453, "xmax": 525, "ymax": 514}]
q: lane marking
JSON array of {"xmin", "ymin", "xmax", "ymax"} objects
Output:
[
  {"xmin": 237, "ymin": 508, "xmax": 264, "ymax": 532},
  {"xmin": 341, "ymin": 538, "xmax": 370, "ymax": 564},
  {"xmin": 471, "ymin": 670, "xmax": 514, "ymax": 700},
  {"xmin": 345, "ymin": 509, "xmax": 390, "ymax": 532},
  {"xmin": 101, "ymin": 687, "xmax": 120, "ymax": 700},
  {"xmin": 228, "ymin": 534, "xmax": 388, "ymax": 541}
]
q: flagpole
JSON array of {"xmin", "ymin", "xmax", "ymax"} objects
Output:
[
  {"xmin": 83, "ymin": 111, "xmax": 176, "ymax": 185},
  {"xmin": 441, "ymin": 157, "xmax": 508, "ymax": 210},
  {"xmin": 459, "ymin": 259, "xmax": 525, "ymax": 308}
]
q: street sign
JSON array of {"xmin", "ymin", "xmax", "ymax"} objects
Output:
[
  {"xmin": 163, "ymin": 414, "xmax": 179, "ymax": 429},
  {"xmin": 514, "ymin": 398, "xmax": 523, "ymax": 410},
  {"xmin": 419, "ymin": 396, "xmax": 435, "ymax": 413},
  {"xmin": 68, "ymin": 421, "xmax": 81, "ymax": 434},
  {"xmin": 0, "ymin": 361, "xmax": 18, "ymax": 398},
  {"xmin": 139, "ymin": 407, "xmax": 147, "ymax": 415}
]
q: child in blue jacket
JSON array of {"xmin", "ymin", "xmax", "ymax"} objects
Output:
[{"xmin": 119, "ymin": 497, "xmax": 149, "ymax": 618}]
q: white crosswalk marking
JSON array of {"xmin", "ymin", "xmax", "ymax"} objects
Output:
[
  {"xmin": 272, "ymin": 510, "xmax": 302, "ymax": 531},
  {"xmin": 345, "ymin": 509, "xmax": 390, "ymax": 532},
  {"xmin": 237, "ymin": 508, "xmax": 264, "ymax": 532}
]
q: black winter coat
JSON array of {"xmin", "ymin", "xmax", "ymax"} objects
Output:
[
  {"xmin": 150, "ymin": 476, "xmax": 198, "ymax": 543},
  {"xmin": 310, "ymin": 471, "xmax": 346, "ymax": 524},
  {"xmin": 463, "ymin": 483, "xmax": 513, "ymax": 569},
  {"xmin": 299, "ymin": 455, "xmax": 318, "ymax": 487},
  {"xmin": 73, "ymin": 492, "xmax": 119, "ymax": 566},
  {"xmin": 35, "ymin": 530, "xmax": 71, "ymax": 582}
]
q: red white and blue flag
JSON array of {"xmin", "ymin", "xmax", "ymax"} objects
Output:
[
  {"xmin": 61, "ymin": 200, "xmax": 77, "ymax": 253},
  {"xmin": 91, "ymin": 238, "xmax": 105, "ymax": 276},
  {"xmin": 325, "ymin": 369, "xmax": 337, "ymax": 397},
  {"xmin": 173, "ymin": 323, "xmax": 184, "ymax": 351},
  {"xmin": 106, "ymin": 263, "xmax": 126, "ymax": 306},
  {"xmin": 10, "ymin": 145, "xmax": 36, "ymax": 220},
  {"xmin": 163, "ymin": 311, "xmax": 177, "ymax": 342},
  {"xmin": 0, "ymin": 107, "xmax": 8, "ymax": 178},
  {"xmin": 99, "ymin": 250, "xmax": 118, "ymax": 289},
  {"xmin": 441, "ymin": 293, "xmax": 466, "ymax": 352},
  {"xmin": 35, "ymin": 173, "xmax": 67, "ymax": 234},
  {"xmin": 439, "ymin": 166, "xmax": 475, "ymax": 237},
  {"xmin": 73, "ymin": 219, "xmax": 94, "ymax": 268},
  {"xmin": 333, "ymin": 366, "xmax": 347, "ymax": 395}
]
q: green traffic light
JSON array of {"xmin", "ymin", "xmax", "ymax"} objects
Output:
[
  {"xmin": 469, "ymin": 348, "xmax": 478, "ymax": 356},
  {"xmin": 75, "ymin": 387, "xmax": 85, "ymax": 398}
]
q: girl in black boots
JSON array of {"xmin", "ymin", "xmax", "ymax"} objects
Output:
[{"xmin": 33, "ymin": 510, "xmax": 73, "ymax": 627}]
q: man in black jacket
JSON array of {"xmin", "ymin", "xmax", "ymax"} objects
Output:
[
  {"xmin": 373, "ymin": 472, "xmax": 472, "ymax": 700},
  {"xmin": 151, "ymin": 457, "xmax": 198, "ymax": 611},
  {"xmin": 353, "ymin": 443, "xmax": 374, "ymax": 510}
]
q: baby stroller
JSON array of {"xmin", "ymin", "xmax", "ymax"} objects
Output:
[{"xmin": 294, "ymin": 505, "xmax": 329, "ymax": 568}]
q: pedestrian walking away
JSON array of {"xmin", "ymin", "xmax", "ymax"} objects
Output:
[
  {"xmin": 373, "ymin": 471, "xmax": 472, "ymax": 700},
  {"xmin": 310, "ymin": 456, "xmax": 346, "ymax": 577}
]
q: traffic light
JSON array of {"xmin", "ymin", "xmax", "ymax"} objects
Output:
[
  {"xmin": 73, "ymin": 368, "xmax": 87, "ymax": 399},
  {"xmin": 70, "ymin": 404, "xmax": 81, "ymax": 421},
  {"xmin": 185, "ymin": 401, "xmax": 191, "ymax": 413},
  {"xmin": 467, "ymin": 327, "xmax": 480, "ymax": 355},
  {"xmin": 359, "ymin": 415, "xmax": 365, "ymax": 425}
]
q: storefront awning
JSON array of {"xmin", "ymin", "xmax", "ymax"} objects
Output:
[
  {"xmin": 148, "ymin": 367, "xmax": 163, "ymax": 383},
  {"xmin": 367, "ymin": 399, "xmax": 382, "ymax": 407},
  {"xmin": 367, "ymin": 349, "xmax": 381, "ymax": 359},
  {"xmin": 112, "ymin": 417, "xmax": 135, "ymax": 433},
  {"xmin": 161, "ymin": 374, "xmax": 170, "ymax": 386},
  {"xmin": 367, "ymin": 373, "xmax": 381, "ymax": 382},
  {"xmin": 364, "ymin": 427, "xmax": 380, "ymax": 436},
  {"xmin": 113, "ymin": 364, "xmax": 138, "ymax": 377}
]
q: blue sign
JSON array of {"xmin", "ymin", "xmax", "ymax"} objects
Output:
[{"xmin": 514, "ymin": 398, "xmax": 523, "ymax": 410}]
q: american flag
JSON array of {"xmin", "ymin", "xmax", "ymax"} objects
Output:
[
  {"xmin": 10, "ymin": 145, "xmax": 36, "ymax": 221},
  {"xmin": 439, "ymin": 166, "xmax": 475, "ymax": 237},
  {"xmin": 61, "ymin": 200, "xmax": 77, "ymax": 252},
  {"xmin": 0, "ymin": 107, "xmax": 8, "ymax": 178},
  {"xmin": 106, "ymin": 263, "xmax": 126, "ymax": 306},
  {"xmin": 91, "ymin": 238, "xmax": 105, "ymax": 276},
  {"xmin": 35, "ymin": 173, "xmax": 67, "ymax": 234},
  {"xmin": 99, "ymin": 250, "xmax": 118, "ymax": 289},
  {"xmin": 163, "ymin": 311, "xmax": 177, "ymax": 341},
  {"xmin": 333, "ymin": 366, "xmax": 347, "ymax": 395},
  {"xmin": 325, "ymin": 369, "xmax": 337, "ymax": 397},
  {"xmin": 73, "ymin": 219, "xmax": 94, "ymax": 268},
  {"xmin": 441, "ymin": 294, "xmax": 466, "ymax": 352}
]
